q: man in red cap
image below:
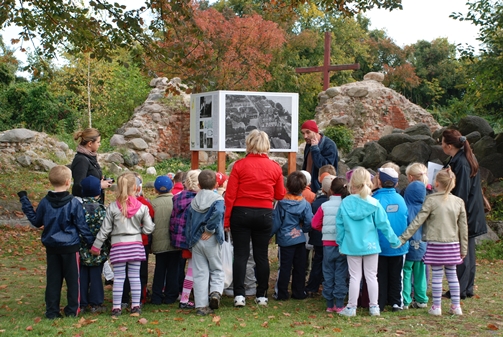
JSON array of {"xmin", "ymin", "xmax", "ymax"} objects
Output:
[{"xmin": 300, "ymin": 120, "xmax": 339, "ymax": 192}]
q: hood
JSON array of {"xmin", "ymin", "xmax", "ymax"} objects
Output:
[
  {"xmin": 343, "ymin": 194, "xmax": 379, "ymax": 220},
  {"xmin": 191, "ymin": 189, "xmax": 223, "ymax": 213},
  {"xmin": 404, "ymin": 181, "xmax": 426, "ymax": 223},
  {"xmin": 117, "ymin": 196, "xmax": 143, "ymax": 218},
  {"xmin": 277, "ymin": 197, "xmax": 308, "ymax": 216},
  {"xmin": 46, "ymin": 191, "xmax": 73, "ymax": 208}
]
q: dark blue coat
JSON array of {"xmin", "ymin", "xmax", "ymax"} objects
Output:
[{"xmin": 302, "ymin": 135, "xmax": 339, "ymax": 192}]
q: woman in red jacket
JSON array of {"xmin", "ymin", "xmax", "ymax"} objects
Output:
[{"xmin": 225, "ymin": 130, "xmax": 286, "ymax": 308}]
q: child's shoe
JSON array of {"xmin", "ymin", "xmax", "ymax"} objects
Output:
[
  {"xmin": 130, "ymin": 306, "xmax": 141, "ymax": 316},
  {"xmin": 196, "ymin": 306, "xmax": 214, "ymax": 316},
  {"xmin": 448, "ymin": 305, "xmax": 463, "ymax": 315},
  {"xmin": 111, "ymin": 308, "xmax": 122, "ymax": 317},
  {"xmin": 411, "ymin": 301, "xmax": 428, "ymax": 309},
  {"xmin": 234, "ymin": 295, "xmax": 246, "ymax": 307},
  {"xmin": 338, "ymin": 306, "xmax": 356, "ymax": 317},
  {"xmin": 209, "ymin": 292, "xmax": 221, "ymax": 310},
  {"xmin": 428, "ymin": 305, "xmax": 441, "ymax": 316},
  {"xmin": 369, "ymin": 306, "xmax": 380, "ymax": 316},
  {"xmin": 255, "ymin": 297, "xmax": 268, "ymax": 306},
  {"xmin": 179, "ymin": 301, "xmax": 195, "ymax": 309},
  {"xmin": 392, "ymin": 304, "xmax": 403, "ymax": 312}
]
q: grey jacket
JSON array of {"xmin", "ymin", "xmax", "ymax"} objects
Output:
[
  {"xmin": 93, "ymin": 201, "xmax": 155, "ymax": 249},
  {"xmin": 151, "ymin": 193, "xmax": 178, "ymax": 254},
  {"xmin": 399, "ymin": 192, "xmax": 468, "ymax": 256}
]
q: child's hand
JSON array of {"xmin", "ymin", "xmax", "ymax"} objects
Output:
[
  {"xmin": 90, "ymin": 246, "xmax": 101, "ymax": 256},
  {"xmin": 461, "ymin": 255, "xmax": 466, "ymax": 260},
  {"xmin": 201, "ymin": 232, "xmax": 212, "ymax": 240},
  {"xmin": 17, "ymin": 191, "xmax": 27, "ymax": 199}
]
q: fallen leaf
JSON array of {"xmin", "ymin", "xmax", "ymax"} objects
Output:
[
  {"xmin": 151, "ymin": 320, "xmax": 159, "ymax": 325},
  {"xmin": 296, "ymin": 331, "xmax": 304, "ymax": 335},
  {"xmin": 212, "ymin": 315, "xmax": 221, "ymax": 326},
  {"xmin": 173, "ymin": 317, "xmax": 184, "ymax": 321},
  {"xmin": 240, "ymin": 323, "xmax": 246, "ymax": 327},
  {"xmin": 26, "ymin": 326, "xmax": 33, "ymax": 331},
  {"xmin": 138, "ymin": 318, "xmax": 148, "ymax": 324},
  {"xmin": 34, "ymin": 317, "xmax": 41, "ymax": 324},
  {"xmin": 333, "ymin": 328, "xmax": 342, "ymax": 332},
  {"xmin": 0, "ymin": 285, "xmax": 7, "ymax": 289},
  {"xmin": 308, "ymin": 315, "xmax": 316, "ymax": 319},
  {"xmin": 488, "ymin": 324, "xmax": 499, "ymax": 331},
  {"xmin": 396, "ymin": 330, "xmax": 406, "ymax": 335},
  {"xmin": 119, "ymin": 326, "xmax": 128, "ymax": 332},
  {"xmin": 261, "ymin": 321, "xmax": 269, "ymax": 328},
  {"xmin": 283, "ymin": 312, "xmax": 291, "ymax": 316}
]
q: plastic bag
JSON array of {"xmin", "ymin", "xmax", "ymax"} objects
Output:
[{"xmin": 222, "ymin": 234, "xmax": 233, "ymax": 289}]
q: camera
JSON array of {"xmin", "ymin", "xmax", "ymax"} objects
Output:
[{"xmin": 105, "ymin": 177, "xmax": 115, "ymax": 183}]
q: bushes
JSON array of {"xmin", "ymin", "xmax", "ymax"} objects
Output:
[{"xmin": 322, "ymin": 125, "xmax": 354, "ymax": 154}]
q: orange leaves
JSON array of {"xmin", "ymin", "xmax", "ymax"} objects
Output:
[
  {"xmin": 138, "ymin": 317, "xmax": 148, "ymax": 324},
  {"xmin": 488, "ymin": 324, "xmax": 499, "ymax": 331},
  {"xmin": 73, "ymin": 317, "xmax": 98, "ymax": 328}
]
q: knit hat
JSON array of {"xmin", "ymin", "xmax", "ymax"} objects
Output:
[
  {"xmin": 378, "ymin": 167, "xmax": 399, "ymax": 185},
  {"xmin": 301, "ymin": 170, "xmax": 311, "ymax": 186},
  {"xmin": 300, "ymin": 120, "xmax": 319, "ymax": 133},
  {"xmin": 81, "ymin": 175, "xmax": 101, "ymax": 197},
  {"xmin": 154, "ymin": 175, "xmax": 173, "ymax": 193},
  {"xmin": 166, "ymin": 172, "xmax": 175, "ymax": 180},
  {"xmin": 215, "ymin": 172, "xmax": 228, "ymax": 187},
  {"xmin": 321, "ymin": 175, "xmax": 336, "ymax": 194}
]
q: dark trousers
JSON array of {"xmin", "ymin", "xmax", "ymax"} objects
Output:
[
  {"xmin": 79, "ymin": 264, "xmax": 104, "ymax": 307},
  {"xmin": 178, "ymin": 257, "xmax": 186, "ymax": 294},
  {"xmin": 305, "ymin": 245, "xmax": 323, "ymax": 293},
  {"xmin": 123, "ymin": 244, "xmax": 150, "ymax": 304},
  {"xmin": 377, "ymin": 255, "xmax": 404, "ymax": 311},
  {"xmin": 231, "ymin": 206, "xmax": 273, "ymax": 298},
  {"xmin": 46, "ymin": 251, "xmax": 80, "ymax": 318},
  {"xmin": 276, "ymin": 243, "xmax": 307, "ymax": 300},
  {"xmin": 151, "ymin": 250, "xmax": 181, "ymax": 304},
  {"xmin": 457, "ymin": 237, "xmax": 476, "ymax": 297}
]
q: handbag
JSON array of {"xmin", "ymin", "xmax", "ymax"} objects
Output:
[{"xmin": 222, "ymin": 233, "xmax": 233, "ymax": 289}]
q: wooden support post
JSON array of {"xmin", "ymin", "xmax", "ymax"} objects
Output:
[
  {"xmin": 191, "ymin": 151, "xmax": 199, "ymax": 170},
  {"xmin": 217, "ymin": 152, "xmax": 226, "ymax": 173},
  {"xmin": 288, "ymin": 152, "xmax": 297, "ymax": 174}
]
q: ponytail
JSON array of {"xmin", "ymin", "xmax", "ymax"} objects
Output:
[
  {"xmin": 435, "ymin": 168, "xmax": 456, "ymax": 199},
  {"xmin": 349, "ymin": 167, "xmax": 372, "ymax": 199},
  {"xmin": 442, "ymin": 129, "xmax": 478, "ymax": 177},
  {"xmin": 116, "ymin": 172, "xmax": 137, "ymax": 217}
]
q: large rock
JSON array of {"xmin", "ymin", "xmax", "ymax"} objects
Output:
[
  {"xmin": 109, "ymin": 134, "xmax": 126, "ymax": 147},
  {"xmin": 479, "ymin": 153, "xmax": 503, "ymax": 179},
  {"xmin": 404, "ymin": 123, "xmax": 432, "ymax": 136},
  {"xmin": 361, "ymin": 142, "xmax": 388, "ymax": 169},
  {"xmin": 458, "ymin": 115, "xmax": 494, "ymax": 137},
  {"xmin": 127, "ymin": 138, "xmax": 148, "ymax": 150},
  {"xmin": 429, "ymin": 145, "xmax": 449, "ymax": 164},
  {"xmin": 465, "ymin": 131, "xmax": 481, "ymax": 145},
  {"xmin": 123, "ymin": 150, "xmax": 140, "ymax": 167},
  {"xmin": 410, "ymin": 135, "xmax": 436, "ymax": 146},
  {"xmin": 377, "ymin": 133, "xmax": 414, "ymax": 153},
  {"xmin": 473, "ymin": 136, "xmax": 497, "ymax": 160},
  {"xmin": 390, "ymin": 141, "xmax": 432, "ymax": 166},
  {"xmin": 0, "ymin": 129, "xmax": 36, "ymax": 143}
]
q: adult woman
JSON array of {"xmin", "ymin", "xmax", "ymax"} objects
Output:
[
  {"xmin": 442, "ymin": 129, "xmax": 487, "ymax": 299},
  {"xmin": 224, "ymin": 130, "xmax": 286, "ymax": 307},
  {"xmin": 70, "ymin": 128, "xmax": 112, "ymax": 202}
]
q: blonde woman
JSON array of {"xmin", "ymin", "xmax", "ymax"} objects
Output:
[
  {"xmin": 335, "ymin": 167, "xmax": 401, "ymax": 317},
  {"xmin": 224, "ymin": 130, "xmax": 286, "ymax": 307}
]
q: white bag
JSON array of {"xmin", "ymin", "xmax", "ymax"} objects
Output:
[{"xmin": 222, "ymin": 234, "xmax": 233, "ymax": 289}]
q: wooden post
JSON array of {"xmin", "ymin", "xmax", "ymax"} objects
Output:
[
  {"xmin": 217, "ymin": 151, "xmax": 226, "ymax": 173},
  {"xmin": 288, "ymin": 152, "xmax": 297, "ymax": 174},
  {"xmin": 191, "ymin": 151, "xmax": 199, "ymax": 170}
]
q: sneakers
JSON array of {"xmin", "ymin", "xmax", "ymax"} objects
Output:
[
  {"xmin": 449, "ymin": 305, "xmax": 463, "ymax": 315},
  {"xmin": 209, "ymin": 292, "xmax": 221, "ymax": 310},
  {"xmin": 428, "ymin": 305, "xmax": 442, "ymax": 316},
  {"xmin": 111, "ymin": 308, "xmax": 122, "ymax": 317},
  {"xmin": 234, "ymin": 295, "xmax": 246, "ymax": 307},
  {"xmin": 338, "ymin": 306, "xmax": 356, "ymax": 317},
  {"xmin": 369, "ymin": 306, "xmax": 380, "ymax": 316},
  {"xmin": 130, "ymin": 306, "xmax": 141, "ymax": 316},
  {"xmin": 179, "ymin": 301, "xmax": 195, "ymax": 309},
  {"xmin": 403, "ymin": 305, "xmax": 409, "ymax": 310},
  {"xmin": 326, "ymin": 306, "xmax": 344, "ymax": 313},
  {"xmin": 255, "ymin": 297, "xmax": 268, "ymax": 306},
  {"xmin": 411, "ymin": 301, "xmax": 428, "ymax": 309},
  {"xmin": 120, "ymin": 303, "xmax": 128, "ymax": 310},
  {"xmin": 196, "ymin": 306, "xmax": 214, "ymax": 316},
  {"xmin": 392, "ymin": 304, "xmax": 403, "ymax": 312},
  {"xmin": 90, "ymin": 305, "xmax": 107, "ymax": 313}
]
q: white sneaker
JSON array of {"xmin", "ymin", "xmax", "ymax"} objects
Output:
[
  {"xmin": 428, "ymin": 305, "xmax": 442, "ymax": 316},
  {"xmin": 369, "ymin": 306, "xmax": 380, "ymax": 316},
  {"xmin": 449, "ymin": 306, "xmax": 463, "ymax": 315},
  {"xmin": 255, "ymin": 297, "xmax": 268, "ymax": 306},
  {"xmin": 338, "ymin": 306, "xmax": 356, "ymax": 317},
  {"xmin": 415, "ymin": 302, "xmax": 428, "ymax": 308},
  {"xmin": 234, "ymin": 295, "xmax": 246, "ymax": 307}
]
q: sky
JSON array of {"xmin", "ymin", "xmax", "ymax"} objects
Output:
[{"xmin": 365, "ymin": 0, "xmax": 481, "ymax": 50}]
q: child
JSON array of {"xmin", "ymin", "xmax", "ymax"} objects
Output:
[
  {"xmin": 271, "ymin": 171, "xmax": 313, "ymax": 301},
  {"xmin": 91, "ymin": 172, "xmax": 155, "ymax": 317},
  {"xmin": 150, "ymin": 176, "xmax": 181, "ymax": 305},
  {"xmin": 336, "ymin": 167, "xmax": 401, "ymax": 317},
  {"xmin": 301, "ymin": 170, "xmax": 315, "ymax": 204},
  {"xmin": 79, "ymin": 175, "xmax": 109, "ymax": 314},
  {"xmin": 185, "ymin": 170, "xmax": 225, "ymax": 316},
  {"xmin": 172, "ymin": 171, "xmax": 185, "ymax": 195},
  {"xmin": 315, "ymin": 164, "xmax": 337, "ymax": 197},
  {"xmin": 401, "ymin": 162, "xmax": 433, "ymax": 197},
  {"xmin": 311, "ymin": 177, "xmax": 349, "ymax": 312},
  {"xmin": 402, "ymin": 180, "xmax": 428, "ymax": 309},
  {"xmin": 170, "ymin": 169, "xmax": 201, "ymax": 309},
  {"xmin": 398, "ymin": 168, "xmax": 468, "ymax": 316},
  {"xmin": 18, "ymin": 165, "xmax": 94, "ymax": 319},
  {"xmin": 373, "ymin": 166, "xmax": 409, "ymax": 312}
]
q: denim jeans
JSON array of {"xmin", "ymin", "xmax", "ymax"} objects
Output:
[
  {"xmin": 322, "ymin": 245, "xmax": 348, "ymax": 308},
  {"xmin": 230, "ymin": 206, "xmax": 273, "ymax": 298}
]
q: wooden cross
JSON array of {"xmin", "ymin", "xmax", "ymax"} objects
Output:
[{"xmin": 295, "ymin": 31, "xmax": 360, "ymax": 90}]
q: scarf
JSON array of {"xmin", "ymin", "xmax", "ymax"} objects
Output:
[{"xmin": 77, "ymin": 144, "xmax": 97, "ymax": 157}]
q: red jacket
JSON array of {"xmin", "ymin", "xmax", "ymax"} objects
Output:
[
  {"xmin": 224, "ymin": 154, "xmax": 286, "ymax": 228},
  {"xmin": 137, "ymin": 196, "xmax": 155, "ymax": 246}
]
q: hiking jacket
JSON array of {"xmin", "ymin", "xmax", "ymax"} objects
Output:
[
  {"xmin": 302, "ymin": 135, "xmax": 339, "ymax": 192},
  {"xmin": 151, "ymin": 193, "xmax": 178, "ymax": 254},
  {"xmin": 71, "ymin": 152, "xmax": 102, "ymax": 198},
  {"xmin": 170, "ymin": 190, "xmax": 197, "ymax": 249},
  {"xmin": 80, "ymin": 196, "xmax": 109, "ymax": 266},
  {"xmin": 271, "ymin": 194, "xmax": 313, "ymax": 247},
  {"xmin": 186, "ymin": 190, "xmax": 225, "ymax": 248},
  {"xmin": 403, "ymin": 181, "xmax": 427, "ymax": 261}
]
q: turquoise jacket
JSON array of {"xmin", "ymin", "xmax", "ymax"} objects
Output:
[{"xmin": 336, "ymin": 194, "xmax": 400, "ymax": 256}]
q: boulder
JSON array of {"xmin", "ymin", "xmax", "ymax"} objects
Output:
[
  {"xmin": 410, "ymin": 135, "xmax": 436, "ymax": 146},
  {"xmin": 110, "ymin": 134, "xmax": 126, "ymax": 147},
  {"xmin": 458, "ymin": 115, "xmax": 494, "ymax": 137},
  {"xmin": 377, "ymin": 133, "xmax": 414, "ymax": 153},
  {"xmin": 146, "ymin": 167, "xmax": 157, "ymax": 175},
  {"xmin": 140, "ymin": 153, "xmax": 156, "ymax": 166},
  {"xmin": 124, "ymin": 128, "xmax": 143, "ymax": 138},
  {"xmin": 473, "ymin": 136, "xmax": 497, "ymax": 160},
  {"xmin": 346, "ymin": 87, "xmax": 368, "ymax": 98},
  {"xmin": 127, "ymin": 138, "xmax": 148, "ymax": 150},
  {"xmin": 344, "ymin": 147, "xmax": 365, "ymax": 168},
  {"xmin": 495, "ymin": 133, "xmax": 503, "ymax": 154},
  {"xmin": 429, "ymin": 145, "xmax": 449, "ymax": 164},
  {"xmin": 363, "ymin": 72, "xmax": 385, "ymax": 82},
  {"xmin": 16, "ymin": 155, "xmax": 31, "ymax": 167},
  {"xmin": 390, "ymin": 141, "xmax": 432, "ymax": 166},
  {"xmin": 34, "ymin": 158, "xmax": 57, "ymax": 171},
  {"xmin": 361, "ymin": 142, "xmax": 388, "ymax": 169},
  {"xmin": 479, "ymin": 153, "xmax": 503, "ymax": 179},
  {"xmin": 475, "ymin": 226, "xmax": 500, "ymax": 244},
  {"xmin": 107, "ymin": 152, "xmax": 125, "ymax": 164},
  {"xmin": 325, "ymin": 87, "xmax": 341, "ymax": 98},
  {"xmin": 465, "ymin": 131, "xmax": 481, "ymax": 145},
  {"xmin": 123, "ymin": 150, "xmax": 140, "ymax": 167},
  {"xmin": 0, "ymin": 129, "xmax": 36, "ymax": 143},
  {"xmin": 404, "ymin": 123, "xmax": 432, "ymax": 136}
]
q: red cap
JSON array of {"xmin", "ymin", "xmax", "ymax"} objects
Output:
[
  {"xmin": 216, "ymin": 172, "xmax": 228, "ymax": 187},
  {"xmin": 301, "ymin": 120, "xmax": 319, "ymax": 133}
]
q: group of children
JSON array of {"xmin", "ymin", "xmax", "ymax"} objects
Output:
[{"xmin": 20, "ymin": 158, "xmax": 467, "ymax": 319}]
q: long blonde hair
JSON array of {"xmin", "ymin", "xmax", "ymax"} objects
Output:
[
  {"xmin": 434, "ymin": 168, "xmax": 456, "ymax": 198},
  {"xmin": 405, "ymin": 162, "xmax": 428, "ymax": 185},
  {"xmin": 116, "ymin": 172, "xmax": 137, "ymax": 217},
  {"xmin": 349, "ymin": 167, "xmax": 373, "ymax": 199}
]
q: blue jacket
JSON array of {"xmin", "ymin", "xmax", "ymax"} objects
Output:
[
  {"xmin": 373, "ymin": 188, "xmax": 409, "ymax": 256},
  {"xmin": 272, "ymin": 195, "xmax": 313, "ymax": 247},
  {"xmin": 302, "ymin": 135, "xmax": 339, "ymax": 192},
  {"xmin": 308, "ymin": 195, "xmax": 327, "ymax": 246},
  {"xmin": 20, "ymin": 191, "xmax": 94, "ymax": 254},
  {"xmin": 186, "ymin": 190, "xmax": 225, "ymax": 248},
  {"xmin": 336, "ymin": 194, "xmax": 400, "ymax": 256},
  {"xmin": 403, "ymin": 181, "xmax": 427, "ymax": 261}
]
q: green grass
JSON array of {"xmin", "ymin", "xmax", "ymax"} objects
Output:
[{"xmin": 0, "ymin": 225, "xmax": 503, "ymax": 336}]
